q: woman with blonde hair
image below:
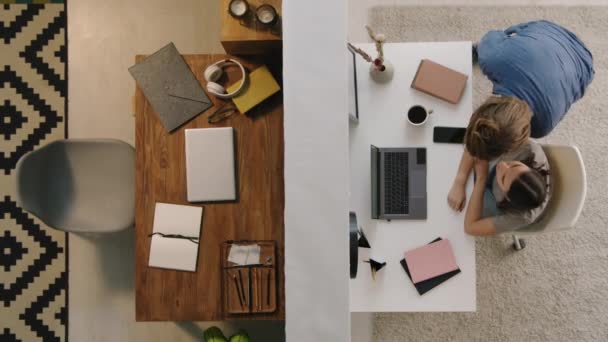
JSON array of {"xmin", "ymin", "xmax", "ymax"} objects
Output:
[{"xmin": 464, "ymin": 96, "xmax": 531, "ymax": 160}]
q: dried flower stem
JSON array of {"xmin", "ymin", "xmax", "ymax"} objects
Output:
[
  {"xmin": 365, "ymin": 25, "xmax": 377, "ymax": 42},
  {"xmin": 348, "ymin": 43, "xmax": 373, "ymax": 63},
  {"xmin": 348, "ymin": 25, "xmax": 388, "ymax": 72},
  {"xmin": 365, "ymin": 25, "xmax": 385, "ymax": 59}
]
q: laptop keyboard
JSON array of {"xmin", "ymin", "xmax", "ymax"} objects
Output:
[{"xmin": 384, "ymin": 152, "xmax": 409, "ymax": 215}]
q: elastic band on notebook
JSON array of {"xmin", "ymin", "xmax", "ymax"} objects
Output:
[{"xmin": 149, "ymin": 232, "xmax": 199, "ymax": 244}]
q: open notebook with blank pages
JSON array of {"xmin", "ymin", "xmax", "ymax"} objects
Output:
[
  {"xmin": 185, "ymin": 127, "xmax": 237, "ymax": 202},
  {"xmin": 148, "ymin": 203, "xmax": 204, "ymax": 272}
]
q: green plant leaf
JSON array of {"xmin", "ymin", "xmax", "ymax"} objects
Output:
[
  {"xmin": 229, "ymin": 329, "xmax": 250, "ymax": 342},
  {"xmin": 204, "ymin": 326, "xmax": 227, "ymax": 342}
]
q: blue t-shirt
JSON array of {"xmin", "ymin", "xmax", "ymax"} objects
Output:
[{"xmin": 478, "ymin": 20, "xmax": 594, "ymax": 138}]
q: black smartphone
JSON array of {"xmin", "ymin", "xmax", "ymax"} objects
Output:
[{"xmin": 433, "ymin": 126, "xmax": 467, "ymax": 144}]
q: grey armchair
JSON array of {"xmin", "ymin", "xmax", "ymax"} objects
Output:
[{"xmin": 15, "ymin": 139, "xmax": 135, "ymax": 233}]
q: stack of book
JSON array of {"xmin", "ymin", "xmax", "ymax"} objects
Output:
[{"xmin": 401, "ymin": 238, "xmax": 461, "ymax": 295}]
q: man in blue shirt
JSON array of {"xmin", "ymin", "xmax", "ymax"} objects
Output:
[{"xmin": 475, "ymin": 20, "xmax": 594, "ymax": 139}]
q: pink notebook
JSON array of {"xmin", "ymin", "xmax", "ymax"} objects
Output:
[{"xmin": 404, "ymin": 239, "xmax": 459, "ymax": 284}]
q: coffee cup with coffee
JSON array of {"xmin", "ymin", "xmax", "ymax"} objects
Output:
[{"xmin": 407, "ymin": 105, "xmax": 433, "ymax": 126}]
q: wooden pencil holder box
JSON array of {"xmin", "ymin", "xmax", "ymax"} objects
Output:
[{"xmin": 221, "ymin": 240, "xmax": 277, "ymax": 316}]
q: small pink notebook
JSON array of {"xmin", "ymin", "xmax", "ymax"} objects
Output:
[{"xmin": 404, "ymin": 239, "xmax": 459, "ymax": 284}]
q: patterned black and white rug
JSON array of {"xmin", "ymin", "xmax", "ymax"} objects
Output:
[{"xmin": 0, "ymin": 2, "xmax": 67, "ymax": 341}]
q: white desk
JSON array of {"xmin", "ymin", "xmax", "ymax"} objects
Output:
[{"xmin": 349, "ymin": 42, "xmax": 476, "ymax": 312}]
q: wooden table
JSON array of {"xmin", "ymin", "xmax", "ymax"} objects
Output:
[{"xmin": 134, "ymin": 54, "xmax": 284, "ymax": 321}]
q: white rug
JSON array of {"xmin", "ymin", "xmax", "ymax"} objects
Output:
[{"xmin": 369, "ymin": 6, "xmax": 608, "ymax": 342}]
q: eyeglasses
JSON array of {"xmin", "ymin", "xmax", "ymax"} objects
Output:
[{"xmin": 208, "ymin": 102, "xmax": 238, "ymax": 124}]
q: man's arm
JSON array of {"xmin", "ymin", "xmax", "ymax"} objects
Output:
[{"xmin": 454, "ymin": 149, "xmax": 475, "ymax": 185}]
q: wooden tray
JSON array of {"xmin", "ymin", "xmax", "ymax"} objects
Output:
[{"xmin": 221, "ymin": 241, "xmax": 277, "ymax": 316}]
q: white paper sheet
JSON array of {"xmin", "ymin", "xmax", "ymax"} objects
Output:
[
  {"xmin": 148, "ymin": 203, "xmax": 203, "ymax": 272},
  {"xmin": 227, "ymin": 244, "xmax": 261, "ymax": 265}
]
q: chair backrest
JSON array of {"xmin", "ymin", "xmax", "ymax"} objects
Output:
[
  {"xmin": 15, "ymin": 139, "xmax": 135, "ymax": 233},
  {"xmin": 15, "ymin": 141, "xmax": 59, "ymax": 220},
  {"xmin": 520, "ymin": 145, "xmax": 586, "ymax": 234}
]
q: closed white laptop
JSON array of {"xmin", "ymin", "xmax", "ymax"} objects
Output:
[{"xmin": 185, "ymin": 127, "xmax": 237, "ymax": 202}]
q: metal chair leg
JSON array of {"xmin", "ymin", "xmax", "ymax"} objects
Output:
[{"xmin": 512, "ymin": 234, "xmax": 526, "ymax": 251}]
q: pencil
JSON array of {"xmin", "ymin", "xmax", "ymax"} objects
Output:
[
  {"xmin": 232, "ymin": 274, "xmax": 244, "ymax": 307},
  {"xmin": 266, "ymin": 269, "xmax": 271, "ymax": 306},
  {"xmin": 237, "ymin": 269, "xmax": 247, "ymax": 307},
  {"xmin": 257, "ymin": 269, "xmax": 262, "ymax": 311}
]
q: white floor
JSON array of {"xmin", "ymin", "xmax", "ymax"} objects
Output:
[{"xmin": 67, "ymin": 0, "xmax": 608, "ymax": 341}]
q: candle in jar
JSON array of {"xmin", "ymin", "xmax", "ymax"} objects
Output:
[
  {"xmin": 229, "ymin": 0, "xmax": 248, "ymax": 17},
  {"xmin": 256, "ymin": 5, "xmax": 277, "ymax": 25}
]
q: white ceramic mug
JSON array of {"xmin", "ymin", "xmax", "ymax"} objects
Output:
[{"xmin": 406, "ymin": 105, "xmax": 433, "ymax": 126}]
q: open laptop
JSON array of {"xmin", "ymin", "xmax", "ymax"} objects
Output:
[{"xmin": 371, "ymin": 145, "xmax": 427, "ymax": 220}]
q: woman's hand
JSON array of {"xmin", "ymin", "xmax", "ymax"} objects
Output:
[
  {"xmin": 448, "ymin": 181, "xmax": 466, "ymax": 212},
  {"xmin": 474, "ymin": 159, "xmax": 489, "ymax": 181}
]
